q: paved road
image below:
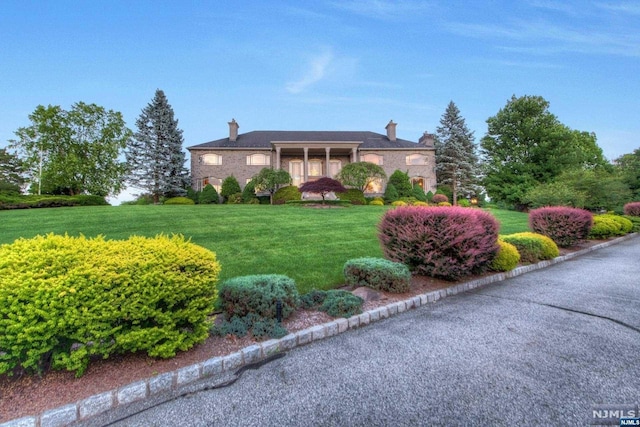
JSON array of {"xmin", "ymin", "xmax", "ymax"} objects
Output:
[{"xmin": 106, "ymin": 237, "xmax": 640, "ymax": 427}]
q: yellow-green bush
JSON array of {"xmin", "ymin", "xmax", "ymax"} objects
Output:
[
  {"xmin": 164, "ymin": 196, "xmax": 195, "ymax": 205},
  {"xmin": 490, "ymin": 240, "xmax": 521, "ymax": 271},
  {"xmin": 501, "ymin": 232, "xmax": 559, "ymax": 263},
  {"xmin": 369, "ymin": 200, "xmax": 384, "ymax": 206},
  {"xmin": 437, "ymin": 201, "xmax": 452, "ymax": 207},
  {"xmin": 0, "ymin": 234, "xmax": 220, "ymax": 377},
  {"xmin": 413, "ymin": 201, "xmax": 429, "ymax": 207},
  {"xmin": 391, "ymin": 200, "xmax": 407, "ymax": 207},
  {"xmin": 589, "ymin": 214, "xmax": 633, "ymax": 239}
]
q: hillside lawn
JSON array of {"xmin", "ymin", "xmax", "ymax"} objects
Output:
[{"xmin": 0, "ymin": 205, "xmax": 529, "ymax": 294}]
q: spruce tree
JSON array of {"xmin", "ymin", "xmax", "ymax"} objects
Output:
[
  {"xmin": 388, "ymin": 170, "xmax": 413, "ymax": 198},
  {"xmin": 126, "ymin": 89, "xmax": 189, "ymax": 203},
  {"xmin": 435, "ymin": 101, "xmax": 479, "ymax": 205}
]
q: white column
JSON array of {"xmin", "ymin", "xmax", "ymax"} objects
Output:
[
  {"xmin": 303, "ymin": 147, "xmax": 309, "ymax": 183},
  {"xmin": 351, "ymin": 147, "xmax": 358, "ymax": 163},
  {"xmin": 276, "ymin": 146, "xmax": 281, "ymax": 169},
  {"xmin": 325, "ymin": 147, "xmax": 331, "ymax": 177}
]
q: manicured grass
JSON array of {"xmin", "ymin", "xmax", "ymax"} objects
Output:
[{"xmin": 0, "ymin": 205, "xmax": 530, "ymax": 293}]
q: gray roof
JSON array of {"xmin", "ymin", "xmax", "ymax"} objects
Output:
[{"xmin": 188, "ymin": 130, "xmax": 428, "ymax": 150}]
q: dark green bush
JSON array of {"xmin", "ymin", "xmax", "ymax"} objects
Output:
[
  {"xmin": 211, "ymin": 314, "xmax": 287, "ymax": 340},
  {"xmin": 242, "ymin": 180, "xmax": 257, "ymax": 203},
  {"xmin": 337, "ymin": 188, "xmax": 366, "ymax": 205},
  {"xmin": 226, "ymin": 193, "xmax": 243, "ymax": 204},
  {"xmin": 199, "ymin": 184, "xmax": 219, "ymax": 204},
  {"xmin": 389, "ymin": 170, "xmax": 413, "ymax": 198},
  {"xmin": 343, "ymin": 257, "xmax": 411, "ymax": 293},
  {"xmin": 216, "ymin": 274, "xmax": 300, "ymax": 320},
  {"xmin": 412, "ymin": 185, "xmax": 427, "ymax": 202},
  {"xmin": 164, "ymin": 196, "xmax": 195, "ymax": 205},
  {"xmin": 321, "ymin": 290, "xmax": 363, "ymax": 318},
  {"xmin": 273, "ymin": 185, "xmax": 302, "ymax": 203},
  {"xmin": 221, "ymin": 176, "xmax": 241, "ymax": 201},
  {"xmin": 622, "ymin": 215, "xmax": 640, "ymax": 232},
  {"xmin": 0, "ymin": 234, "xmax": 220, "ymax": 377},
  {"xmin": 383, "ymin": 183, "xmax": 399, "ymax": 203},
  {"xmin": 300, "ymin": 290, "xmax": 329, "ymax": 309},
  {"xmin": 0, "ymin": 194, "xmax": 109, "ymax": 210}
]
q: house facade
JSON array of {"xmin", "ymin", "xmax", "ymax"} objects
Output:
[{"xmin": 187, "ymin": 119, "xmax": 436, "ymax": 196}]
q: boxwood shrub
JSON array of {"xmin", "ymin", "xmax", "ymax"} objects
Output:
[
  {"xmin": 337, "ymin": 189, "xmax": 366, "ymax": 205},
  {"xmin": 273, "ymin": 185, "xmax": 302, "ymax": 204},
  {"xmin": 378, "ymin": 206, "xmax": 500, "ymax": 281},
  {"xmin": 589, "ymin": 215, "xmax": 634, "ymax": 239},
  {"xmin": 622, "ymin": 215, "xmax": 640, "ymax": 232},
  {"xmin": 490, "ymin": 240, "xmax": 521, "ymax": 271},
  {"xmin": 343, "ymin": 257, "xmax": 411, "ymax": 293},
  {"xmin": 216, "ymin": 274, "xmax": 300, "ymax": 320},
  {"xmin": 500, "ymin": 232, "xmax": 559, "ymax": 263},
  {"xmin": 0, "ymin": 234, "xmax": 220, "ymax": 377},
  {"xmin": 529, "ymin": 206, "xmax": 593, "ymax": 247}
]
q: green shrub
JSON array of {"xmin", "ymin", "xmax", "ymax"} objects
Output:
[
  {"xmin": 413, "ymin": 201, "xmax": 428, "ymax": 207},
  {"xmin": 343, "ymin": 257, "xmax": 411, "ymax": 293},
  {"xmin": 73, "ymin": 195, "xmax": 109, "ymax": 206},
  {"xmin": 226, "ymin": 193, "xmax": 243, "ymax": 204},
  {"xmin": 523, "ymin": 181, "xmax": 587, "ymax": 208},
  {"xmin": 199, "ymin": 184, "xmax": 219, "ymax": 204},
  {"xmin": 300, "ymin": 289, "xmax": 363, "ymax": 318},
  {"xmin": 412, "ymin": 185, "xmax": 427, "ymax": 202},
  {"xmin": 369, "ymin": 200, "xmax": 384, "ymax": 206},
  {"xmin": 588, "ymin": 215, "xmax": 633, "ymax": 239},
  {"xmin": 622, "ymin": 215, "xmax": 640, "ymax": 232},
  {"xmin": 221, "ymin": 176, "xmax": 242, "ymax": 201},
  {"xmin": 391, "ymin": 200, "xmax": 407, "ymax": 207},
  {"xmin": 337, "ymin": 188, "xmax": 366, "ymax": 205},
  {"xmin": 388, "ymin": 170, "xmax": 413, "ymax": 198},
  {"xmin": 242, "ymin": 179, "xmax": 257, "ymax": 203},
  {"xmin": 164, "ymin": 196, "xmax": 195, "ymax": 205},
  {"xmin": 501, "ymin": 232, "xmax": 559, "ymax": 263},
  {"xmin": 0, "ymin": 234, "xmax": 220, "ymax": 377},
  {"xmin": 216, "ymin": 274, "xmax": 300, "ymax": 320},
  {"xmin": 457, "ymin": 199, "xmax": 471, "ymax": 207},
  {"xmin": 490, "ymin": 240, "xmax": 521, "ymax": 271},
  {"xmin": 0, "ymin": 194, "xmax": 109, "ymax": 210},
  {"xmin": 320, "ymin": 290, "xmax": 363, "ymax": 318},
  {"xmin": 425, "ymin": 191, "xmax": 434, "ymax": 202},
  {"xmin": 273, "ymin": 185, "xmax": 302, "ymax": 203},
  {"xmin": 211, "ymin": 314, "xmax": 287, "ymax": 340},
  {"xmin": 383, "ymin": 183, "xmax": 399, "ymax": 203}
]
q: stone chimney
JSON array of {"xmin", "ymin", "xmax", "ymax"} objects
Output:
[
  {"xmin": 228, "ymin": 119, "xmax": 239, "ymax": 142},
  {"xmin": 419, "ymin": 132, "xmax": 435, "ymax": 147},
  {"xmin": 385, "ymin": 120, "xmax": 397, "ymax": 142}
]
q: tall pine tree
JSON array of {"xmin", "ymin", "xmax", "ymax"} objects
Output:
[
  {"xmin": 435, "ymin": 101, "xmax": 479, "ymax": 205},
  {"xmin": 127, "ymin": 89, "xmax": 189, "ymax": 203}
]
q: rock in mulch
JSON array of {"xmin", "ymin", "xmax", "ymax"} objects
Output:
[{"xmin": 351, "ymin": 287, "xmax": 383, "ymax": 302}]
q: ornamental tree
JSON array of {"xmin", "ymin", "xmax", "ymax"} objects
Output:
[
  {"xmin": 336, "ymin": 161, "xmax": 386, "ymax": 193},
  {"xmin": 298, "ymin": 177, "xmax": 347, "ymax": 204},
  {"xmin": 253, "ymin": 168, "xmax": 291, "ymax": 204}
]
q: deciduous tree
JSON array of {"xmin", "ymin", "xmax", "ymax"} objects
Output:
[
  {"xmin": 298, "ymin": 177, "xmax": 347, "ymax": 203},
  {"xmin": 253, "ymin": 168, "xmax": 291, "ymax": 204},
  {"xmin": 126, "ymin": 89, "xmax": 189, "ymax": 203},
  {"xmin": 0, "ymin": 148, "xmax": 26, "ymax": 194},
  {"xmin": 336, "ymin": 161, "xmax": 386, "ymax": 193}
]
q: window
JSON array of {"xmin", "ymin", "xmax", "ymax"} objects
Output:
[
  {"xmin": 200, "ymin": 154, "xmax": 222, "ymax": 165},
  {"xmin": 246, "ymin": 153, "xmax": 270, "ymax": 166},
  {"xmin": 362, "ymin": 153, "xmax": 383, "ymax": 165},
  {"xmin": 406, "ymin": 154, "xmax": 428, "ymax": 165},
  {"xmin": 308, "ymin": 160, "xmax": 322, "ymax": 177},
  {"xmin": 365, "ymin": 178, "xmax": 384, "ymax": 194},
  {"xmin": 329, "ymin": 160, "xmax": 342, "ymax": 178},
  {"xmin": 411, "ymin": 177, "xmax": 425, "ymax": 189},
  {"xmin": 200, "ymin": 177, "xmax": 221, "ymax": 192}
]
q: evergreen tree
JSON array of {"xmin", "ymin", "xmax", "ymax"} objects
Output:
[
  {"xmin": 412, "ymin": 184, "xmax": 427, "ymax": 202},
  {"xmin": 435, "ymin": 101, "xmax": 479, "ymax": 205},
  {"xmin": 383, "ymin": 183, "xmax": 398, "ymax": 203},
  {"xmin": 0, "ymin": 148, "xmax": 26, "ymax": 194},
  {"xmin": 126, "ymin": 89, "xmax": 189, "ymax": 203},
  {"xmin": 242, "ymin": 179, "xmax": 257, "ymax": 203},
  {"xmin": 199, "ymin": 184, "xmax": 219, "ymax": 204},
  {"xmin": 388, "ymin": 170, "xmax": 413, "ymax": 198},
  {"xmin": 221, "ymin": 175, "xmax": 241, "ymax": 202}
]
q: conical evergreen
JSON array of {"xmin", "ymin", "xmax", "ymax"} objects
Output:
[
  {"xmin": 126, "ymin": 89, "xmax": 189, "ymax": 203},
  {"xmin": 435, "ymin": 101, "xmax": 479, "ymax": 204}
]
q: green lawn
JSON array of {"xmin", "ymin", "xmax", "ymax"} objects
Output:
[{"xmin": 0, "ymin": 205, "xmax": 530, "ymax": 293}]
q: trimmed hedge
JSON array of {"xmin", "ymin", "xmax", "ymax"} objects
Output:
[
  {"xmin": 589, "ymin": 215, "xmax": 634, "ymax": 239},
  {"xmin": 378, "ymin": 206, "xmax": 500, "ymax": 281},
  {"xmin": 273, "ymin": 185, "xmax": 302, "ymax": 204},
  {"xmin": 343, "ymin": 257, "xmax": 411, "ymax": 293},
  {"xmin": 216, "ymin": 274, "xmax": 300, "ymax": 320},
  {"xmin": 501, "ymin": 232, "xmax": 559, "ymax": 263},
  {"xmin": 0, "ymin": 194, "xmax": 109, "ymax": 210},
  {"xmin": 164, "ymin": 196, "xmax": 195, "ymax": 205},
  {"xmin": 0, "ymin": 234, "xmax": 220, "ymax": 377},
  {"xmin": 490, "ymin": 240, "xmax": 521, "ymax": 271},
  {"xmin": 623, "ymin": 202, "xmax": 640, "ymax": 216},
  {"xmin": 337, "ymin": 189, "xmax": 366, "ymax": 205},
  {"xmin": 529, "ymin": 206, "xmax": 593, "ymax": 247}
]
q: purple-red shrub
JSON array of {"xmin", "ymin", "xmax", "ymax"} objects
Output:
[
  {"xmin": 623, "ymin": 202, "xmax": 640, "ymax": 217},
  {"xmin": 529, "ymin": 206, "xmax": 593, "ymax": 247},
  {"xmin": 378, "ymin": 206, "xmax": 500, "ymax": 281},
  {"xmin": 431, "ymin": 194, "xmax": 449, "ymax": 204}
]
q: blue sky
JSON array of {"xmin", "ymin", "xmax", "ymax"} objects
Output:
[{"xmin": 1, "ymin": 1, "xmax": 638, "ymax": 200}]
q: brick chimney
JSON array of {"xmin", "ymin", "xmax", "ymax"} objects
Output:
[
  {"xmin": 419, "ymin": 132, "xmax": 435, "ymax": 147},
  {"xmin": 385, "ymin": 120, "xmax": 397, "ymax": 142},
  {"xmin": 228, "ymin": 119, "xmax": 239, "ymax": 142}
]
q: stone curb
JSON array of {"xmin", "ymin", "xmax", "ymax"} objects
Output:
[{"xmin": 2, "ymin": 233, "xmax": 636, "ymax": 427}]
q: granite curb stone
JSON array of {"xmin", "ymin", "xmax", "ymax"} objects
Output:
[{"xmin": 2, "ymin": 233, "xmax": 635, "ymax": 427}]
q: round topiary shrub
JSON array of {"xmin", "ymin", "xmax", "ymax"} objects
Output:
[
  {"xmin": 337, "ymin": 188, "xmax": 366, "ymax": 205},
  {"xmin": 500, "ymin": 232, "xmax": 559, "ymax": 263},
  {"xmin": 623, "ymin": 202, "xmax": 640, "ymax": 216},
  {"xmin": 343, "ymin": 257, "xmax": 411, "ymax": 293},
  {"xmin": 369, "ymin": 200, "xmax": 384, "ymax": 206},
  {"xmin": 0, "ymin": 234, "xmax": 220, "ymax": 377},
  {"xmin": 378, "ymin": 206, "xmax": 500, "ymax": 281},
  {"xmin": 273, "ymin": 185, "xmax": 302, "ymax": 203},
  {"xmin": 216, "ymin": 274, "xmax": 300, "ymax": 320},
  {"xmin": 413, "ymin": 201, "xmax": 429, "ymax": 207},
  {"xmin": 529, "ymin": 206, "xmax": 593, "ymax": 247},
  {"xmin": 391, "ymin": 200, "xmax": 407, "ymax": 207},
  {"xmin": 490, "ymin": 240, "xmax": 521, "ymax": 271},
  {"xmin": 589, "ymin": 216, "xmax": 621, "ymax": 239},
  {"xmin": 164, "ymin": 196, "xmax": 195, "ymax": 205}
]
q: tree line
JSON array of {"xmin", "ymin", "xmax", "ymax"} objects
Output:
[{"xmin": 2, "ymin": 92, "xmax": 638, "ymax": 211}]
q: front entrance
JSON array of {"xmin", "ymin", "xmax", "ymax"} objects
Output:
[{"xmin": 290, "ymin": 160, "xmax": 303, "ymax": 187}]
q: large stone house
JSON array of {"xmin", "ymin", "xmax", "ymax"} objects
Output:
[{"xmin": 187, "ymin": 119, "xmax": 436, "ymax": 196}]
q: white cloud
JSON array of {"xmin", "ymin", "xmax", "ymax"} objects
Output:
[
  {"xmin": 330, "ymin": 0, "xmax": 434, "ymax": 20},
  {"xmin": 286, "ymin": 50, "xmax": 334, "ymax": 94}
]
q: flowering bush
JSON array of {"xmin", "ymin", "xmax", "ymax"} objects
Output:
[
  {"xmin": 529, "ymin": 206, "xmax": 593, "ymax": 247},
  {"xmin": 623, "ymin": 202, "xmax": 640, "ymax": 216},
  {"xmin": 378, "ymin": 206, "xmax": 499, "ymax": 280}
]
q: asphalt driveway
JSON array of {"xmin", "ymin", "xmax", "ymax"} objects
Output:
[{"xmin": 105, "ymin": 236, "xmax": 640, "ymax": 427}]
